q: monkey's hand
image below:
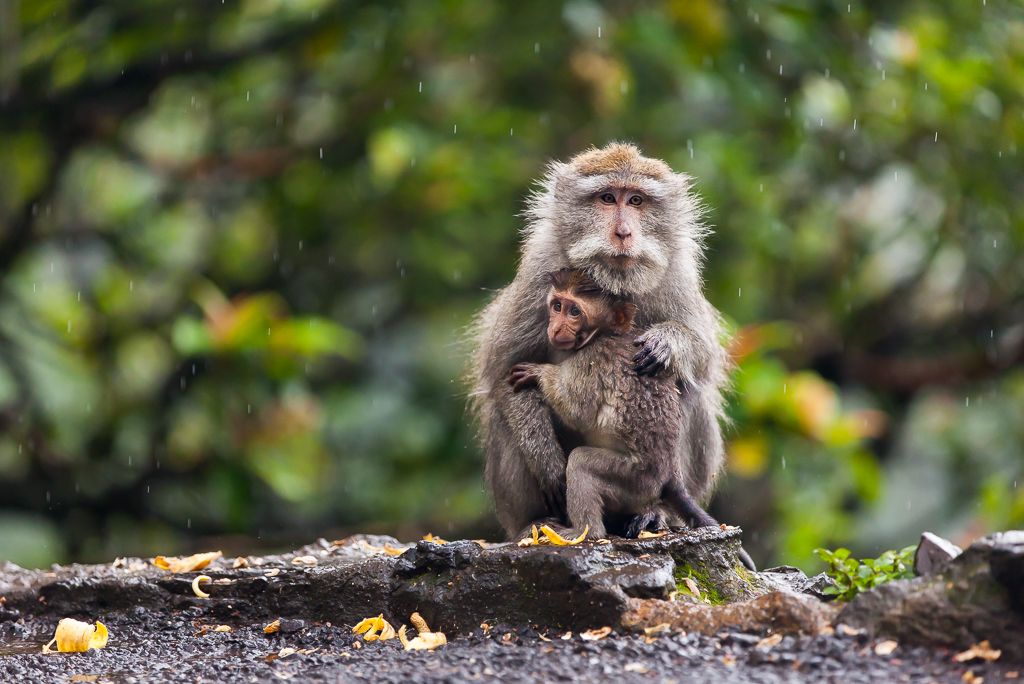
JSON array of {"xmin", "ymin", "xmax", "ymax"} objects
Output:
[
  {"xmin": 508, "ymin": 363, "xmax": 542, "ymax": 392},
  {"xmin": 632, "ymin": 327, "xmax": 676, "ymax": 377}
]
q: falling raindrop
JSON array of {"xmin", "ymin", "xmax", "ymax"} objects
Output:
[
  {"xmin": 737, "ymin": 288, "xmax": 742, "ymax": 298},
  {"xmin": 418, "ymin": 81, "xmax": 423, "ymax": 93},
  {"xmin": 534, "ymin": 42, "xmax": 540, "ymax": 54},
  {"xmin": 509, "ymin": 128, "xmax": 514, "ymax": 136},
  {"xmin": 853, "ymin": 118, "xmax": 857, "ymax": 131},
  {"xmin": 597, "ymin": 26, "xmax": 602, "ymax": 38},
  {"xmin": 453, "ymin": 124, "xmax": 457, "ymax": 134},
  {"xmin": 246, "ymin": 90, "xmax": 250, "ymax": 102},
  {"xmin": 319, "ymin": 147, "xmax": 323, "ymax": 159}
]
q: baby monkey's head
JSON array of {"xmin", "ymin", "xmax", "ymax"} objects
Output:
[{"xmin": 545, "ymin": 269, "xmax": 637, "ymax": 351}]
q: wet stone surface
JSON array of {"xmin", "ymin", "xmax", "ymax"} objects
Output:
[{"xmin": 0, "ymin": 529, "xmax": 1020, "ymax": 682}]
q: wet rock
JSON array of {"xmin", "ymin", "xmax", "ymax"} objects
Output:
[
  {"xmin": 839, "ymin": 530, "xmax": 1024, "ymax": 659},
  {"xmin": 759, "ymin": 565, "xmax": 836, "ymax": 600},
  {"xmin": 621, "ymin": 592, "xmax": 837, "ymax": 636},
  {"xmin": 913, "ymin": 531, "xmax": 962, "ymax": 575},
  {"xmin": 0, "ymin": 528, "xmax": 762, "ymax": 635}
]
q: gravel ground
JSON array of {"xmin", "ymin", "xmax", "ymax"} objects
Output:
[{"xmin": 0, "ymin": 610, "xmax": 1015, "ymax": 683}]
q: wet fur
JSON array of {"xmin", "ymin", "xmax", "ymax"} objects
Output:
[{"xmin": 468, "ymin": 143, "xmax": 730, "ymax": 539}]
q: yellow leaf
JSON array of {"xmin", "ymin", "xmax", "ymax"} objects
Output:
[
  {"xmin": 43, "ymin": 618, "xmax": 108, "ymax": 653},
  {"xmin": 152, "ymin": 551, "xmax": 222, "ymax": 573},
  {"xmin": 682, "ymin": 577, "xmax": 701, "ymax": 600},
  {"xmin": 263, "ymin": 619, "xmax": 281, "ymax": 634},
  {"xmin": 422, "ymin": 533, "xmax": 448, "ymax": 544},
  {"xmin": 756, "ymin": 633, "xmax": 783, "ymax": 649}
]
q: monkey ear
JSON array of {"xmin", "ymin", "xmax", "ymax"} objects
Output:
[{"xmin": 612, "ymin": 302, "xmax": 637, "ymax": 332}]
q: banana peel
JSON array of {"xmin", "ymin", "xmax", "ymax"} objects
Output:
[
  {"xmin": 398, "ymin": 612, "xmax": 446, "ymax": 651},
  {"xmin": 352, "ymin": 614, "xmax": 396, "ymax": 642},
  {"xmin": 43, "ymin": 618, "xmax": 108, "ymax": 653},
  {"xmin": 517, "ymin": 524, "xmax": 589, "ymax": 547}
]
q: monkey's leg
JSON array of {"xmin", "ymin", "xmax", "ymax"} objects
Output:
[
  {"xmin": 680, "ymin": 386, "xmax": 725, "ymax": 505},
  {"xmin": 566, "ymin": 446, "xmax": 654, "ymax": 541},
  {"xmin": 484, "ymin": 388, "xmax": 568, "ymax": 538}
]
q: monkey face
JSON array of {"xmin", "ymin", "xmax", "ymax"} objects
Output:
[
  {"xmin": 544, "ymin": 145, "xmax": 688, "ymax": 297},
  {"xmin": 546, "ymin": 293, "xmax": 589, "ymax": 350}
]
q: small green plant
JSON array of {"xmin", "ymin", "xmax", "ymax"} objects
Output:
[{"xmin": 814, "ymin": 545, "xmax": 917, "ymax": 601}]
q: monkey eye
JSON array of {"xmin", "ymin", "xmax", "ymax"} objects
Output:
[
  {"xmin": 628, "ymin": 194, "xmax": 643, "ymax": 207},
  {"xmin": 569, "ymin": 304, "xmax": 581, "ymax": 317},
  {"xmin": 552, "ymin": 300, "xmax": 562, "ymax": 312},
  {"xmin": 599, "ymin": 192, "xmax": 616, "ymax": 205}
]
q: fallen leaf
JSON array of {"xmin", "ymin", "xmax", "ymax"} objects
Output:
[
  {"xmin": 263, "ymin": 619, "xmax": 281, "ymax": 634},
  {"xmin": 480, "ymin": 622, "xmax": 491, "ymax": 635},
  {"xmin": 624, "ymin": 663, "xmax": 649, "ymax": 674},
  {"xmin": 232, "ymin": 556, "xmax": 250, "ymax": 569},
  {"xmin": 637, "ymin": 530, "xmax": 667, "ymax": 539},
  {"xmin": 954, "ymin": 641, "xmax": 1001, "ymax": 663},
  {"xmin": 537, "ymin": 633, "xmax": 551, "ymax": 642},
  {"xmin": 382, "ymin": 546, "xmax": 406, "ymax": 557},
  {"xmin": 722, "ymin": 654, "xmax": 736, "ymax": 667},
  {"xmin": 42, "ymin": 618, "xmax": 109, "ymax": 653},
  {"xmin": 962, "ymin": 671, "xmax": 984, "ymax": 684},
  {"xmin": 836, "ymin": 624, "xmax": 865, "ymax": 637},
  {"xmin": 422, "ymin": 533, "xmax": 448, "ymax": 544},
  {"xmin": 539, "ymin": 525, "xmax": 589, "ymax": 545},
  {"xmin": 756, "ymin": 633, "xmax": 783, "ymax": 650},
  {"xmin": 265, "ymin": 647, "xmax": 298, "ymax": 662},
  {"xmin": 1004, "ymin": 671, "xmax": 1018, "ymax": 679},
  {"xmin": 352, "ymin": 614, "xmax": 396, "ymax": 642},
  {"xmin": 291, "ymin": 556, "xmax": 318, "ymax": 566},
  {"xmin": 191, "ymin": 575, "xmax": 211, "ymax": 599},
  {"xmin": 153, "ymin": 551, "xmax": 222, "ymax": 574},
  {"xmin": 264, "ymin": 568, "xmax": 281, "ymax": 577},
  {"xmin": 682, "ymin": 577, "xmax": 701, "ymax": 600},
  {"xmin": 213, "ymin": 625, "xmax": 231, "ymax": 632},
  {"xmin": 643, "ymin": 623, "xmax": 671, "ymax": 637},
  {"xmin": 561, "ymin": 631, "xmax": 573, "ymax": 640},
  {"xmin": 70, "ymin": 676, "xmax": 99, "ymax": 683},
  {"xmin": 580, "ymin": 626, "xmax": 612, "ymax": 641},
  {"xmin": 111, "ymin": 557, "xmax": 127, "ymax": 569},
  {"xmin": 874, "ymin": 640, "xmax": 898, "ymax": 656},
  {"xmin": 398, "ymin": 612, "xmax": 446, "ymax": 651},
  {"xmin": 596, "ymin": 539, "xmax": 612, "ymax": 545}
]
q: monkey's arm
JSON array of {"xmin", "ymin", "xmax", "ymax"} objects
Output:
[{"xmin": 633, "ymin": 311, "xmax": 727, "ymax": 384}]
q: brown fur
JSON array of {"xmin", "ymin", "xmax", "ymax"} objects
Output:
[
  {"xmin": 469, "ymin": 142, "xmax": 729, "ymax": 541},
  {"xmin": 571, "ymin": 143, "xmax": 673, "ymax": 179}
]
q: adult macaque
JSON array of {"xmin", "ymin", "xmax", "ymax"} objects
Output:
[
  {"xmin": 507, "ymin": 270, "xmax": 754, "ymax": 570},
  {"xmin": 470, "ymin": 143, "xmax": 729, "ymax": 540}
]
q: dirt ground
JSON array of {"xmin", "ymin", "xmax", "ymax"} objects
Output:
[{"xmin": 1, "ymin": 609, "xmax": 1014, "ymax": 684}]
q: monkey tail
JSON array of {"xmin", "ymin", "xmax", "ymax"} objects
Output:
[{"xmin": 662, "ymin": 480, "xmax": 757, "ymax": 571}]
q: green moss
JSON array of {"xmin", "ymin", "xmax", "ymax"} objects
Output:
[
  {"xmin": 674, "ymin": 563, "xmax": 725, "ymax": 605},
  {"xmin": 734, "ymin": 564, "xmax": 756, "ymax": 585}
]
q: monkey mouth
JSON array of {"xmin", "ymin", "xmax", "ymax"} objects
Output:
[{"xmin": 603, "ymin": 253, "xmax": 638, "ymax": 270}]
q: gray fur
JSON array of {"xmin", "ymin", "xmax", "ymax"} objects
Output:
[{"xmin": 468, "ymin": 143, "xmax": 730, "ymax": 540}]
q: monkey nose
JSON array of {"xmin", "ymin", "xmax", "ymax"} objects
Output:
[{"xmin": 615, "ymin": 227, "xmax": 632, "ymax": 240}]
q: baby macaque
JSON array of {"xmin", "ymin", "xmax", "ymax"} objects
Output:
[{"xmin": 508, "ymin": 269, "xmax": 754, "ymax": 569}]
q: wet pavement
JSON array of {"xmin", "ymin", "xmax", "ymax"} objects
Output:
[{"xmin": 0, "ymin": 610, "xmax": 1014, "ymax": 683}]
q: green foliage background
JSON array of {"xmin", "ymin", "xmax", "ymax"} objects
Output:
[{"xmin": 0, "ymin": 0, "xmax": 1021, "ymax": 569}]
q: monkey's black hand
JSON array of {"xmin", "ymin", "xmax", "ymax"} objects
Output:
[
  {"xmin": 738, "ymin": 547, "xmax": 757, "ymax": 571},
  {"xmin": 508, "ymin": 363, "xmax": 541, "ymax": 392},
  {"xmin": 632, "ymin": 330, "xmax": 672, "ymax": 377}
]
